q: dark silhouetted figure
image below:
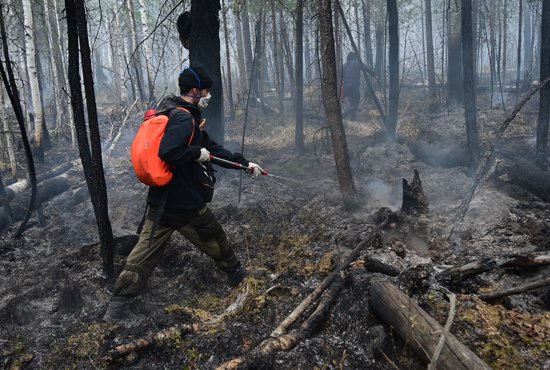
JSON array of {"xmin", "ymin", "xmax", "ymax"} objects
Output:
[{"xmin": 341, "ymin": 52, "xmax": 361, "ymax": 120}]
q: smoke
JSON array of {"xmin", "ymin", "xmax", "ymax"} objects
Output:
[{"xmin": 364, "ymin": 177, "xmax": 402, "ymax": 211}]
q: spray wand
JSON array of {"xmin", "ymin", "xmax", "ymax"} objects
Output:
[
  {"xmin": 210, "ymin": 155, "xmax": 302, "ymax": 183},
  {"xmin": 209, "ymin": 155, "xmax": 269, "ymax": 176}
]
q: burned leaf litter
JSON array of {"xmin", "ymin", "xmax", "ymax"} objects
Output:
[{"xmin": 1, "ymin": 101, "xmax": 549, "ymax": 369}]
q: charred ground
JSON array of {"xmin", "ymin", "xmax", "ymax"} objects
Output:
[{"xmin": 1, "ymin": 93, "xmax": 549, "ymax": 369}]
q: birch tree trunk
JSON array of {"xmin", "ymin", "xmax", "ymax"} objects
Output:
[
  {"xmin": 0, "ymin": 87, "xmax": 16, "ymax": 178},
  {"xmin": 137, "ymin": 0, "xmax": 155, "ymax": 104},
  {"xmin": 318, "ymin": 0, "xmax": 356, "ymax": 200},
  {"xmin": 374, "ymin": 2, "xmax": 384, "ymax": 81},
  {"xmin": 114, "ymin": 3, "xmax": 129, "ymax": 105},
  {"xmin": 234, "ymin": 11, "xmax": 246, "ymax": 94},
  {"xmin": 535, "ymin": 0, "xmax": 550, "ymax": 170},
  {"xmin": 516, "ymin": 0, "xmax": 523, "ymax": 89},
  {"xmin": 295, "ymin": 0, "xmax": 304, "ymax": 154},
  {"xmin": 22, "ymin": 0, "xmax": 45, "ymax": 161},
  {"xmin": 502, "ymin": 0, "xmax": 508, "ymax": 84},
  {"xmin": 126, "ymin": 0, "xmax": 145, "ymax": 103},
  {"xmin": 362, "ymin": 0, "xmax": 374, "ymax": 67},
  {"xmin": 221, "ymin": 0, "xmax": 235, "ymax": 120},
  {"xmin": 425, "ymin": 0, "xmax": 438, "ymax": 112},
  {"xmin": 241, "ymin": 1, "xmax": 253, "ymax": 81},
  {"xmin": 462, "ymin": 0, "xmax": 480, "ymax": 169},
  {"xmin": 271, "ymin": 0, "xmax": 284, "ymax": 113},
  {"xmin": 447, "ymin": 0, "xmax": 464, "ymax": 105},
  {"xmin": 522, "ymin": 2, "xmax": 533, "ymax": 90}
]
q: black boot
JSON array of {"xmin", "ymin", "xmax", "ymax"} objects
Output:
[
  {"xmin": 226, "ymin": 266, "xmax": 247, "ymax": 287},
  {"xmin": 103, "ymin": 296, "xmax": 146, "ymax": 327},
  {"xmin": 103, "ymin": 296, "xmax": 131, "ymax": 322}
]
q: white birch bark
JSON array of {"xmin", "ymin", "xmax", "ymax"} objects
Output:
[
  {"xmin": 43, "ymin": 0, "xmax": 62, "ymax": 134},
  {"xmin": 126, "ymin": 0, "xmax": 144, "ymax": 102},
  {"xmin": 115, "ymin": 1, "xmax": 129, "ymax": 104},
  {"xmin": 0, "ymin": 87, "xmax": 17, "ymax": 178},
  {"xmin": 22, "ymin": 0, "xmax": 45, "ymax": 152},
  {"xmin": 137, "ymin": 0, "xmax": 155, "ymax": 102},
  {"xmin": 16, "ymin": 44, "xmax": 30, "ymax": 133}
]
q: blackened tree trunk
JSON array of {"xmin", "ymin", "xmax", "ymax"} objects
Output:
[
  {"xmin": 425, "ymin": 0, "xmax": 438, "ymax": 112},
  {"xmin": 462, "ymin": 0, "xmax": 480, "ymax": 168},
  {"xmin": 318, "ymin": 0, "xmax": 356, "ymax": 200},
  {"xmin": 447, "ymin": 0, "xmax": 463, "ymax": 105},
  {"xmin": 190, "ymin": 0, "xmax": 224, "ymax": 144},
  {"xmin": 386, "ymin": 0, "xmax": 399, "ymax": 140},
  {"xmin": 66, "ymin": 0, "xmax": 115, "ymax": 278},
  {"xmin": 295, "ymin": 0, "xmax": 304, "ymax": 154},
  {"xmin": 536, "ymin": 0, "xmax": 550, "ymax": 169},
  {"xmin": 0, "ymin": 4, "xmax": 40, "ymax": 238}
]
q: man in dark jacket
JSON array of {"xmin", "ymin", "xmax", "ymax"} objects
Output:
[
  {"xmin": 342, "ymin": 52, "xmax": 361, "ymax": 120},
  {"xmin": 104, "ymin": 65, "xmax": 264, "ymax": 323}
]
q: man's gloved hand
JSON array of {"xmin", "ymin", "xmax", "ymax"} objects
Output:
[
  {"xmin": 196, "ymin": 148, "xmax": 210, "ymax": 163},
  {"xmin": 247, "ymin": 162, "xmax": 264, "ymax": 178}
]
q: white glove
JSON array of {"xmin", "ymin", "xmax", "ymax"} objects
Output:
[
  {"xmin": 247, "ymin": 162, "xmax": 264, "ymax": 178},
  {"xmin": 196, "ymin": 148, "xmax": 210, "ymax": 163}
]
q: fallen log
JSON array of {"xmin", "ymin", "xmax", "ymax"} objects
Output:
[
  {"xmin": 494, "ymin": 158, "xmax": 550, "ymax": 202},
  {"xmin": 0, "ymin": 173, "xmax": 72, "ymax": 232},
  {"xmin": 369, "ymin": 280, "xmax": 491, "ymax": 370},
  {"xmin": 0, "ymin": 161, "xmax": 76, "ymax": 206},
  {"xmin": 479, "ymin": 275, "xmax": 550, "ymax": 301}
]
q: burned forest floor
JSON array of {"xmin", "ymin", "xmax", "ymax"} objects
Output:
[{"xmin": 1, "ymin": 92, "xmax": 549, "ymax": 370}]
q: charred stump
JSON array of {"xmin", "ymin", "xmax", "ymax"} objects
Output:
[{"xmin": 402, "ymin": 169, "xmax": 429, "ymax": 214}]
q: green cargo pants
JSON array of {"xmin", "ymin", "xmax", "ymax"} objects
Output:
[{"xmin": 113, "ymin": 205, "xmax": 240, "ymax": 298}]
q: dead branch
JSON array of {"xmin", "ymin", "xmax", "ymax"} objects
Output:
[
  {"xmin": 450, "ymin": 77, "xmax": 550, "ymax": 239},
  {"xmin": 369, "ymin": 280, "xmax": 491, "ymax": 370},
  {"xmin": 440, "ymin": 258, "xmax": 497, "ymax": 281},
  {"xmin": 500, "ymin": 254, "xmax": 550, "ymax": 268},
  {"xmin": 106, "ymin": 324, "xmax": 197, "ymax": 361},
  {"xmin": 106, "ymin": 99, "xmax": 140, "ymax": 157},
  {"xmin": 270, "ymin": 218, "xmax": 388, "ymax": 338},
  {"xmin": 1, "ymin": 161, "xmax": 78, "ymax": 206},
  {"xmin": 216, "ymin": 276, "xmax": 345, "ymax": 370},
  {"xmin": 479, "ymin": 275, "xmax": 550, "ymax": 301}
]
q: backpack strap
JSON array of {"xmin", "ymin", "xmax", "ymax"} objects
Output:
[
  {"xmin": 142, "ymin": 106, "xmax": 196, "ymax": 247},
  {"xmin": 170, "ymin": 106, "xmax": 196, "ymax": 145}
]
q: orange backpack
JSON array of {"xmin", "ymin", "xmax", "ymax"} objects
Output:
[{"xmin": 131, "ymin": 107, "xmax": 195, "ymax": 186}]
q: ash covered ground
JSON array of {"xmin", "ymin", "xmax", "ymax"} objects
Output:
[{"xmin": 1, "ymin": 94, "xmax": 549, "ymax": 369}]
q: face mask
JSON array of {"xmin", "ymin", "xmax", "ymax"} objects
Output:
[{"xmin": 198, "ymin": 92, "xmax": 211, "ymax": 109}]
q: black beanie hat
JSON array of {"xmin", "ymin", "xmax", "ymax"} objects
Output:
[{"xmin": 179, "ymin": 66, "xmax": 213, "ymax": 92}]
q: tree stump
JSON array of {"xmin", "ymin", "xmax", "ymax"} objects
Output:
[{"xmin": 402, "ymin": 169, "xmax": 429, "ymax": 214}]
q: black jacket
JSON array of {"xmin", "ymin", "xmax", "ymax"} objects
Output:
[{"xmin": 147, "ymin": 94, "xmax": 248, "ymax": 209}]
